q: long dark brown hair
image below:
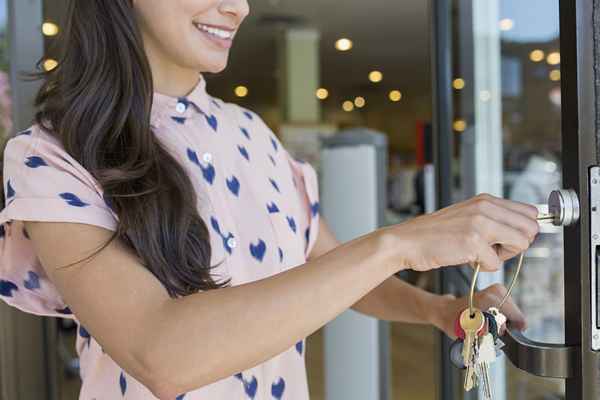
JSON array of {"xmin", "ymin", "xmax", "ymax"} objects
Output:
[{"xmin": 1, "ymin": 0, "xmax": 228, "ymax": 297}]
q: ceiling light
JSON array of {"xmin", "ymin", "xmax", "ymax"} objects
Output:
[
  {"xmin": 354, "ymin": 96, "xmax": 366, "ymax": 108},
  {"xmin": 342, "ymin": 101, "xmax": 354, "ymax": 112},
  {"xmin": 453, "ymin": 78, "xmax": 465, "ymax": 90},
  {"xmin": 499, "ymin": 18, "xmax": 514, "ymax": 31},
  {"xmin": 235, "ymin": 86, "xmax": 249, "ymax": 98},
  {"xmin": 43, "ymin": 59, "xmax": 58, "ymax": 71},
  {"xmin": 389, "ymin": 90, "xmax": 402, "ymax": 102},
  {"xmin": 549, "ymin": 69, "xmax": 561, "ymax": 81},
  {"xmin": 335, "ymin": 38, "xmax": 353, "ymax": 52},
  {"xmin": 547, "ymin": 52, "xmax": 561, "ymax": 65},
  {"xmin": 530, "ymin": 49, "xmax": 545, "ymax": 62},
  {"xmin": 369, "ymin": 71, "xmax": 383, "ymax": 83},
  {"xmin": 316, "ymin": 88, "xmax": 329, "ymax": 100},
  {"xmin": 42, "ymin": 22, "xmax": 59, "ymax": 36},
  {"xmin": 453, "ymin": 119, "xmax": 467, "ymax": 132}
]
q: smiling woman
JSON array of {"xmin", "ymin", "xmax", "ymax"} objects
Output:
[{"xmin": 0, "ymin": 1, "xmax": 540, "ymax": 400}]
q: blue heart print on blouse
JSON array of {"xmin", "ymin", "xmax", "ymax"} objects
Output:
[
  {"xmin": 250, "ymin": 239, "xmax": 267, "ymax": 262},
  {"xmin": 278, "ymin": 247, "xmax": 284, "ymax": 263},
  {"xmin": 305, "ymin": 227, "xmax": 310, "ymax": 253},
  {"xmin": 270, "ymin": 178, "xmax": 280, "ymax": 193},
  {"xmin": 59, "ymin": 192, "xmax": 90, "ymax": 207},
  {"xmin": 171, "ymin": 116, "xmax": 187, "ymax": 125},
  {"xmin": 119, "ymin": 371, "xmax": 127, "ymax": 395},
  {"xmin": 271, "ymin": 377, "xmax": 286, "ymax": 399},
  {"xmin": 286, "ymin": 216, "xmax": 297, "ymax": 234},
  {"xmin": 296, "ymin": 340, "xmax": 304, "ymax": 355},
  {"xmin": 267, "ymin": 202, "xmax": 280, "ymax": 214},
  {"xmin": 79, "ymin": 325, "xmax": 91, "ymax": 348},
  {"xmin": 55, "ymin": 306, "xmax": 72, "ymax": 315},
  {"xmin": 243, "ymin": 111, "xmax": 254, "ymax": 121},
  {"xmin": 211, "ymin": 216, "xmax": 235, "ymax": 254},
  {"xmin": 238, "ymin": 145, "xmax": 250, "ymax": 161},
  {"xmin": 176, "ymin": 394, "xmax": 186, "ymax": 400},
  {"xmin": 6, "ymin": 179, "xmax": 15, "ymax": 199},
  {"xmin": 226, "ymin": 176, "xmax": 241, "ymax": 197},
  {"xmin": 25, "ymin": 156, "xmax": 48, "ymax": 168},
  {"xmin": 187, "ymin": 148, "xmax": 216, "ymax": 185},
  {"xmin": 24, "ymin": 271, "xmax": 40, "ymax": 290},
  {"xmin": 240, "ymin": 127, "xmax": 251, "ymax": 140},
  {"xmin": 270, "ymin": 137, "xmax": 279, "ymax": 152},
  {"xmin": 269, "ymin": 155, "xmax": 276, "ymax": 166},
  {"xmin": 311, "ymin": 202, "xmax": 320, "ymax": 217},
  {"xmin": 234, "ymin": 373, "xmax": 258, "ymax": 398},
  {"xmin": 205, "ymin": 114, "xmax": 218, "ymax": 132},
  {"xmin": 0, "ymin": 280, "xmax": 18, "ymax": 297}
]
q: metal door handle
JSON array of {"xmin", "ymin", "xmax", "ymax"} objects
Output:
[{"xmin": 502, "ymin": 327, "xmax": 580, "ymax": 379}]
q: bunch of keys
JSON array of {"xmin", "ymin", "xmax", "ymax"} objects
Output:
[
  {"xmin": 450, "ymin": 254, "xmax": 520, "ymax": 399},
  {"xmin": 449, "ymin": 211, "xmax": 552, "ymax": 398}
]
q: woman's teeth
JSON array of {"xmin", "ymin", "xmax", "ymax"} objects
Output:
[{"xmin": 194, "ymin": 24, "xmax": 234, "ymax": 40}]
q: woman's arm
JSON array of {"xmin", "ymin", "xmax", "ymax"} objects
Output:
[
  {"xmin": 24, "ymin": 194, "xmax": 538, "ymax": 399},
  {"xmin": 310, "ymin": 216, "xmax": 527, "ymax": 336},
  {"xmin": 25, "ymin": 219, "xmax": 396, "ymax": 399}
]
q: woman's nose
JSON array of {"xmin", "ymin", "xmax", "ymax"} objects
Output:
[{"xmin": 219, "ymin": 0, "xmax": 250, "ymax": 22}]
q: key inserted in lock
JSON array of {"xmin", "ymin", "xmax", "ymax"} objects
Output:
[{"xmin": 547, "ymin": 189, "xmax": 580, "ymax": 227}]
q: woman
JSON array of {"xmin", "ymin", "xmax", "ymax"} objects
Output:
[{"xmin": 0, "ymin": 1, "xmax": 538, "ymax": 399}]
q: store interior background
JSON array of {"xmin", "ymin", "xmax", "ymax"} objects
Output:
[{"xmin": 0, "ymin": 0, "xmax": 566, "ymax": 399}]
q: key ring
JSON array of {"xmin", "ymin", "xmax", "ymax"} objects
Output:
[
  {"xmin": 469, "ymin": 212, "xmax": 549, "ymax": 315},
  {"xmin": 469, "ymin": 252, "xmax": 523, "ymax": 317}
]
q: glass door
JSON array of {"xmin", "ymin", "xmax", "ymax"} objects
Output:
[{"xmin": 432, "ymin": 0, "xmax": 600, "ymax": 399}]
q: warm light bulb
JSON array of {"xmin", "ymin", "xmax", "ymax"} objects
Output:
[
  {"xmin": 549, "ymin": 69, "xmax": 561, "ymax": 81},
  {"xmin": 453, "ymin": 78, "xmax": 465, "ymax": 90},
  {"xmin": 43, "ymin": 59, "xmax": 58, "ymax": 71},
  {"xmin": 42, "ymin": 22, "xmax": 59, "ymax": 36},
  {"xmin": 499, "ymin": 18, "xmax": 514, "ymax": 31},
  {"xmin": 547, "ymin": 52, "xmax": 561, "ymax": 65},
  {"xmin": 335, "ymin": 38, "xmax": 353, "ymax": 52},
  {"xmin": 453, "ymin": 119, "xmax": 467, "ymax": 132},
  {"xmin": 316, "ymin": 88, "xmax": 329, "ymax": 100},
  {"xmin": 354, "ymin": 96, "xmax": 366, "ymax": 108},
  {"xmin": 342, "ymin": 101, "xmax": 355, "ymax": 112},
  {"xmin": 529, "ymin": 50, "xmax": 545, "ymax": 62},
  {"xmin": 369, "ymin": 71, "xmax": 383, "ymax": 83},
  {"xmin": 235, "ymin": 86, "xmax": 249, "ymax": 98},
  {"xmin": 389, "ymin": 90, "xmax": 402, "ymax": 102}
]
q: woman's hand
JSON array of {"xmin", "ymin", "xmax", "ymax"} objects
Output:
[
  {"xmin": 378, "ymin": 193, "xmax": 540, "ymax": 273},
  {"xmin": 430, "ymin": 283, "xmax": 526, "ymax": 340}
]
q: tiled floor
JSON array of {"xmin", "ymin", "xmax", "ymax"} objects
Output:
[{"xmin": 59, "ymin": 323, "xmax": 564, "ymax": 400}]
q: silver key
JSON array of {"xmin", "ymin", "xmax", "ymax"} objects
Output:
[
  {"xmin": 460, "ymin": 308, "xmax": 485, "ymax": 391},
  {"xmin": 477, "ymin": 333, "xmax": 496, "ymax": 400},
  {"xmin": 488, "ymin": 307, "xmax": 507, "ymax": 328}
]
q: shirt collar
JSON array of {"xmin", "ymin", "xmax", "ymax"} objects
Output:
[{"xmin": 151, "ymin": 75, "xmax": 211, "ymax": 127}]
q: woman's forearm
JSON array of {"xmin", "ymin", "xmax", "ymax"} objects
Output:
[
  {"xmin": 351, "ymin": 276, "xmax": 447, "ymax": 327},
  {"xmin": 142, "ymin": 230, "xmax": 401, "ymax": 398}
]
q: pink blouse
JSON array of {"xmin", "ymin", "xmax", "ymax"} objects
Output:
[{"xmin": 0, "ymin": 76, "xmax": 320, "ymax": 399}]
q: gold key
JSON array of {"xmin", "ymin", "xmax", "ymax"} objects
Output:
[{"xmin": 460, "ymin": 307, "xmax": 485, "ymax": 391}]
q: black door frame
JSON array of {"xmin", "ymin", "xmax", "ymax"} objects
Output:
[{"xmin": 431, "ymin": 0, "xmax": 598, "ymax": 398}]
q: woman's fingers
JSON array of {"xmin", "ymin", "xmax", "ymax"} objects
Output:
[
  {"xmin": 470, "ymin": 193, "xmax": 539, "ymax": 220},
  {"xmin": 471, "ymin": 215, "xmax": 531, "ymax": 260},
  {"xmin": 469, "ymin": 197, "xmax": 539, "ymax": 243}
]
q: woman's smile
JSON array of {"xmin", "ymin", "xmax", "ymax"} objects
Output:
[{"xmin": 193, "ymin": 22, "xmax": 236, "ymax": 50}]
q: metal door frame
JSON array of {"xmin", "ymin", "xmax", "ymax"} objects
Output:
[{"xmin": 431, "ymin": 0, "xmax": 599, "ymax": 399}]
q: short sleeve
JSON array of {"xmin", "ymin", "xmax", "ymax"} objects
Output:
[
  {"xmin": 0, "ymin": 128, "xmax": 118, "ymax": 318},
  {"xmin": 0, "ymin": 130, "xmax": 118, "ymax": 231},
  {"xmin": 284, "ymin": 149, "xmax": 320, "ymax": 258}
]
